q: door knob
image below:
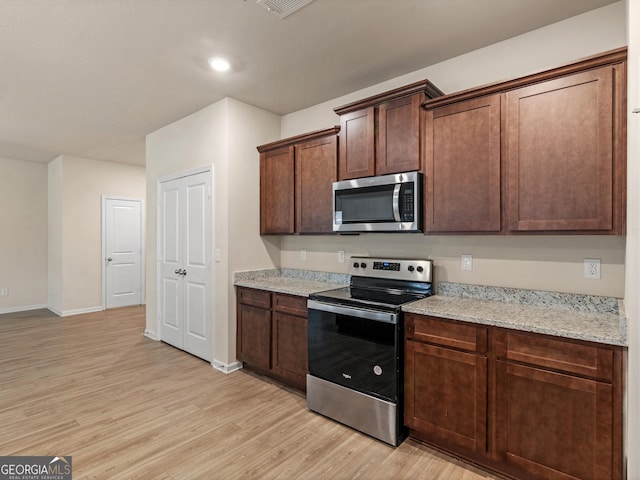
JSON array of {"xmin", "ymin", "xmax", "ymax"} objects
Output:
[
  {"xmin": 107, "ymin": 257, "xmax": 113, "ymax": 262},
  {"xmin": 175, "ymin": 269, "xmax": 181, "ymax": 274},
  {"xmin": 182, "ymin": 270, "xmax": 187, "ymax": 276}
]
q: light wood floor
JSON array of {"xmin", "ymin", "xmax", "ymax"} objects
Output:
[{"xmin": 0, "ymin": 307, "xmax": 501, "ymax": 480}]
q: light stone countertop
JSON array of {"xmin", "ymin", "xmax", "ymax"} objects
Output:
[
  {"xmin": 233, "ymin": 268, "xmax": 348, "ymax": 297},
  {"xmin": 233, "ymin": 269, "xmax": 627, "ymax": 347},
  {"xmin": 403, "ymin": 292, "xmax": 626, "ymax": 347}
]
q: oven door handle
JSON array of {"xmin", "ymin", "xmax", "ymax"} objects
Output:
[{"xmin": 307, "ymin": 300, "xmax": 398, "ymax": 324}]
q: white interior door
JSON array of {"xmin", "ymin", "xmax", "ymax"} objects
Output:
[
  {"xmin": 159, "ymin": 170, "xmax": 213, "ymax": 361},
  {"xmin": 182, "ymin": 174, "xmax": 212, "ymax": 360},
  {"xmin": 159, "ymin": 181, "xmax": 183, "ymax": 349},
  {"xmin": 105, "ymin": 198, "xmax": 143, "ymax": 309}
]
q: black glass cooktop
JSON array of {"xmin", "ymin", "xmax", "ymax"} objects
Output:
[{"xmin": 310, "ymin": 284, "xmax": 431, "ymax": 310}]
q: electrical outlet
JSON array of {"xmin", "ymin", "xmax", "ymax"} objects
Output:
[
  {"xmin": 0, "ymin": 288, "xmax": 8, "ymax": 296},
  {"xmin": 461, "ymin": 254, "xmax": 473, "ymax": 271},
  {"xmin": 584, "ymin": 258, "xmax": 601, "ymax": 279},
  {"xmin": 300, "ymin": 248, "xmax": 307, "ymax": 261},
  {"xmin": 338, "ymin": 250, "xmax": 345, "ymax": 263}
]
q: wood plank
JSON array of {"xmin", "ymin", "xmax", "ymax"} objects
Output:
[{"xmin": 0, "ymin": 307, "xmax": 499, "ymax": 479}]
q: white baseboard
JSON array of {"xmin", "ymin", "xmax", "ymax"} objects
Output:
[
  {"xmin": 211, "ymin": 360, "xmax": 243, "ymax": 374},
  {"xmin": 143, "ymin": 329, "xmax": 160, "ymax": 341},
  {"xmin": 48, "ymin": 305, "xmax": 104, "ymax": 317},
  {"xmin": 0, "ymin": 304, "xmax": 48, "ymax": 315}
]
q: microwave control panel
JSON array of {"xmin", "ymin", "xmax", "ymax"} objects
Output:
[{"xmin": 401, "ymin": 183, "xmax": 414, "ymax": 221}]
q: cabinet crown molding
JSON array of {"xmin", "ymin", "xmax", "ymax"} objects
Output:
[
  {"xmin": 257, "ymin": 126, "xmax": 340, "ymax": 153},
  {"xmin": 334, "ymin": 79, "xmax": 444, "ymax": 115},
  {"xmin": 422, "ymin": 47, "xmax": 627, "ymax": 110}
]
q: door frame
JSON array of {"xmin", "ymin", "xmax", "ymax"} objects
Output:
[
  {"xmin": 156, "ymin": 165, "xmax": 215, "ymax": 358},
  {"xmin": 101, "ymin": 196, "xmax": 145, "ymax": 310}
]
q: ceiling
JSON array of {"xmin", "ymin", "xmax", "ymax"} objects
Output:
[{"xmin": 0, "ymin": 0, "xmax": 620, "ymax": 167}]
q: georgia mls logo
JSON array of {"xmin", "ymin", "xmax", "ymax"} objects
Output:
[{"xmin": 0, "ymin": 455, "xmax": 72, "ymax": 480}]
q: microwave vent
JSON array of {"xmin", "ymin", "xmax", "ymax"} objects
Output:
[{"xmin": 256, "ymin": 0, "xmax": 316, "ymax": 19}]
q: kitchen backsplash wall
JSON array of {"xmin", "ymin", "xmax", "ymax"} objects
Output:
[{"xmin": 279, "ymin": 235, "xmax": 626, "ymax": 298}]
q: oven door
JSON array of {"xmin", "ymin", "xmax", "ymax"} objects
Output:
[{"xmin": 307, "ymin": 300, "xmax": 400, "ymax": 402}]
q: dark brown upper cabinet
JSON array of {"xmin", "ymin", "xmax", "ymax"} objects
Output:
[
  {"xmin": 258, "ymin": 127, "xmax": 339, "ymax": 235},
  {"xmin": 260, "ymin": 145, "xmax": 295, "ymax": 234},
  {"xmin": 335, "ymin": 80, "xmax": 443, "ymax": 181},
  {"xmin": 295, "ymin": 134, "xmax": 338, "ymax": 233},
  {"xmin": 505, "ymin": 63, "xmax": 625, "ymax": 233},
  {"xmin": 421, "ymin": 47, "xmax": 627, "ymax": 235},
  {"xmin": 423, "ymin": 94, "xmax": 502, "ymax": 233}
]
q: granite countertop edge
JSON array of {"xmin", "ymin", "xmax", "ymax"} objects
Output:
[
  {"xmin": 233, "ymin": 268, "xmax": 348, "ymax": 297},
  {"xmin": 233, "ymin": 269, "xmax": 627, "ymax": 347},
  {"xmin": 403, "ymin": 295, "xmax": 626, "ymax": 347}
]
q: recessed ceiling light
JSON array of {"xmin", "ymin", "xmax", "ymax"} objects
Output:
[{"xmin": 208, "ymin": 57, "xmax": 230, "ymax": 72}]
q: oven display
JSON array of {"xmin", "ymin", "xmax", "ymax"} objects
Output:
[{"xmin": 373, "ymin": 261, "xmax": 400, "ymax": 271}]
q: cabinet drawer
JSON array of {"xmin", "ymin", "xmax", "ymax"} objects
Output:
[
  {"xmin": 405, "ymin": 314, "xmax": 487, "ymax": 354},
  {"xmin": 494, "ymin": 329, "xmax": 614, "ymax": 381},
  {"xmin": 237, "ymin": 287, "xmax": 271, "ymax": 309},
  {"xmin": 274, "ymin": 293, "xmax": 307, "ymax": 317}
]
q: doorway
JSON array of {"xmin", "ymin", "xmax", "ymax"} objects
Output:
[
  {"xmin": 102, "ymin": 197, "xmax": 144, "ymax": 309},
  {"xmin": 157, "ymin": 167, "xmax": 214, "ymax": 362}
]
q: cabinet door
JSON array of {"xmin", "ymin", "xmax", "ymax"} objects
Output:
[
  {"xmin": 339, "ymin": 107, "xmax": 375, "ymax": 180},
  {"xmin": 377, "ymin": 93, "xmax": 422, "ymax": 175},
  {"xmin": 260, "ymin": 146, "xmax": 295, "ymax": 234},
  {"xmin": 405, "ymin": 340, "xmax": 487, "ymax": 453},
  {"xmin": 237, "ymin": 303, "xmax": 271, "ymax": 370},
  {"xmin": 505, "ymin": 66, "xmax": 616, "ymax": 232},
  {"xmin": 272, "ymin": 312, "xmax": 308, "ymax": 391},
  {"xmin": 424, "ymin": 94, "xmax": 501, "ymax": 232},
  {"xmin": 495, "ymin": 360, "xmax": 614, "ymax": 480},
  {"xmin": 295, "ymin": 135, "xmax": 338, "ymax": 233}
]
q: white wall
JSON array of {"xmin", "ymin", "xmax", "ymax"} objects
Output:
[
  {"xmin": 282, "ymin": 2, "xmax": 626, "ymax": 138},
  {"xmin": 48, "ymin": 155, "xmax": 146, "ymax": 315},
  {"xmin": 624, "ymin": 0, "xmax": 638, "ymax": 477},
  {"xmin": 47, "ymin": 157, "xmax": 63, "ymax": 312},
  {"xmin": 0, "ymin": 157, "xmax": 48, "ymax": 313},
  {"xmin": 279, "ymin": 2, "xmax": 627, "ymax": 299},
  {"xmin": 145, "ymin": 98, "xmax": 280, "ymax": 367}
]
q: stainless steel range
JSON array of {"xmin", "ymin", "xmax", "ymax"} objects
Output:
[{"xmin": 306, "ymin": 257, "xmax": 433, "ymax": 446}]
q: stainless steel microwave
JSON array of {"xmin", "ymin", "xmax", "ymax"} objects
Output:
[{"xmin": 333, "ymin": 171, "xmax": 423, "ymax": 233}]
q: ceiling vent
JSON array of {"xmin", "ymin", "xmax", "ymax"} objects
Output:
[{"xmin": 256, "ymin": 0, "xmax": 316, "ymax": 19}]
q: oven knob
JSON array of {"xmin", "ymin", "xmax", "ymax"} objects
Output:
[
  {"xmin": 353, "ymin": 262, "xmax": 359, "ymax": 268},
  {"xmin": 408, "ymin": 266, "xmax": 414, "ymax": 272},
  {"xmin": 360, "ymin": 262, "xmax": 367, "ymax": 269},
  {"xmin": 417, "ymin": 266, "xmax": 424, "ymax": 273}
]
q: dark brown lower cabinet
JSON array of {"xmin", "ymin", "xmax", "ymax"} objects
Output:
[
  {"xmin": 496, "ymin": 360, "xmax": 614, "ymax": 480},
  {"xmin": 236, "ymin": 287, "xmax": 308, "ymax": 391},
  {"xmin": 405, "ymin": 341, "xmax": 488, "ymax": 453},
  {"xmin": 405, "ymin": 315, "xmax": 625, "ymax": 480},
  {"xmin": 271, "ymin": 295, "xmax": 308, "ymax": 391},
  {"xmin": 493, "ymin": 329, "xmax": 624, "ymax": 480},
  {"xmin": 405, "ymin": 314, "xmax": 488, "ymax": 456}
]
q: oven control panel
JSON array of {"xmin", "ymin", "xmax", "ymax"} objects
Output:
[{"xmin": 350, "ymin": 257, "xmax": 432, "ymax": 282}]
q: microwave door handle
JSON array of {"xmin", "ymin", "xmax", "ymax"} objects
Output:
[{"xmin": 392, "ymin": 184, "xmax": 401, "ymax": 222}]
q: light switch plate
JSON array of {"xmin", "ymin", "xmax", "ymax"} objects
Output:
[{"xmin": 461, "ymin": 254, "xmax": 473, "ymax": 271}]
